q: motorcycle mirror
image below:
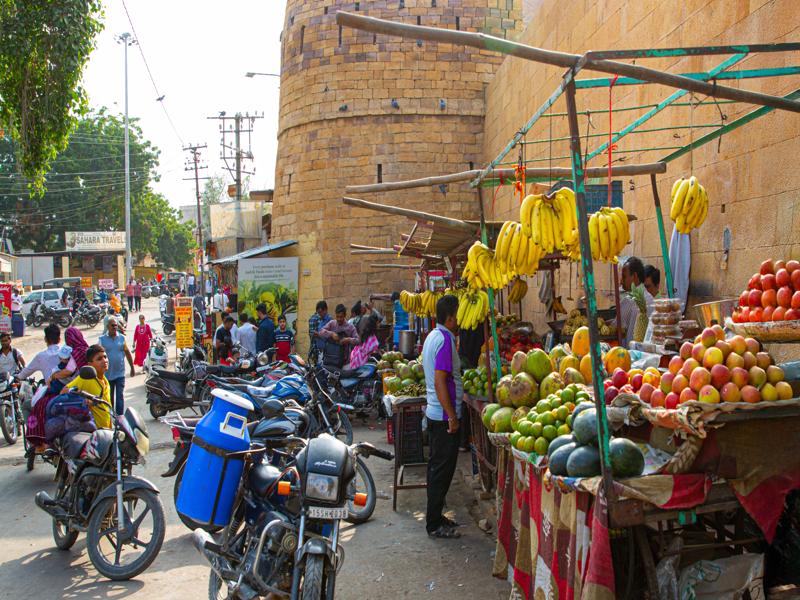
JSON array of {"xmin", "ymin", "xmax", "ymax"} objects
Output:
[{"xmin": 79, "ymin": 365, "xmax": 97, "ymax": 380}]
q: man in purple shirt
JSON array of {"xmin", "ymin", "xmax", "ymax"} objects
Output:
[{"xmin": 421, "ymin": 294, "xmax": 463, "ymax": 538}]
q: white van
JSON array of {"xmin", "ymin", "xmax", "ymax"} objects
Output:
[{"xmin": 20, "ymin": 289, "xmax": 64, "ymax": 317}]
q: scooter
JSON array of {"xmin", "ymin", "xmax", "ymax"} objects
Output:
[{"xmin": 144, "ymin": 336, "xmax": 168, "ymax": 375}]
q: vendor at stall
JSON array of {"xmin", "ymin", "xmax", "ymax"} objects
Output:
[
  {"xmin": 422, "ymin": 295, "xmax": 463, "ymax": 539},
  {"xmin": 644, "ymin": 264, "xmax": 662, "ymax": 299},
  {"xmin": 616, "ymin": 256, "xmax": 654, "ymax": 347}
]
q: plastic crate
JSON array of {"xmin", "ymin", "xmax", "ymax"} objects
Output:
[{"xmin": 551, "ymin": 180, "xmax": 623, "ymax": 214}]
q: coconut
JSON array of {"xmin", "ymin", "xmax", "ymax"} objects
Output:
[
  {"xmin": 511, "ymin": 351, "xmax": 528, "ymax": 376},
  {"xmin": 510, "ymin": 372, "xmax": 537, "ymax": 407},
  {"xmin": 495, "ymin": 374, "xmax": 514, "ymax": 408}
]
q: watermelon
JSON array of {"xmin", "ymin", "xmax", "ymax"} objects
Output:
[
  {"xmin": 566, "ymin": 445, "xmax": 601, "ymax": 477},
  {"xmin": 400, "ymin": 378, "xmax": 416, "ymax": 388},
  {"xmin": 481, "ymin": 403, "xmax": 501, "ymax": 428},
  {"xmin": 572, "ymin": 401, "xmax": 595, "ymax": 421},
  {"xmin": 548, "ymin": 442, "xmax": 577, "ymax": 476},
  {"xmin": 572, "ymin": 408, "xmax": 599, "ymax": 446},
  {"xmin": 547, "ymin": 434, "xmax": 576, "ymax": 458},
  {"xmin": 609, "ymin": 437, "xmax": 645, "ymax": 478}
]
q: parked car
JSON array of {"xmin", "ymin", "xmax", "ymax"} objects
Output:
[{"xmin": 20, "ymin": 289, "xmax": 64, "ymax": 318}]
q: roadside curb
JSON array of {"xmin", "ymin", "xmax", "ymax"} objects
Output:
[{"xmin": 0, "ymin": 439, "xmax": 174, "ymax": 467}]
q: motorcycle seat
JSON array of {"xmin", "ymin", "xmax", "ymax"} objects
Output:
[
  {"xmin": 205, "ymin": 364, "xmax": 241, "ymax": 376},
  {"xmin": 337, "ymin": 364, "xmax": 377, "ymax": 380},
  {"xmin": 154, "ymin": 369, "xmax": 190, "ymax": 383},
  {"xmin": 60, "ymin": 431, "xmax": 92, "ymax": 458}
]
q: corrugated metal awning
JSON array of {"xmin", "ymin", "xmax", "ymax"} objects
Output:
[{"xmin": 208, "ymin": 240, "xmax": 298, "ymax": 265}]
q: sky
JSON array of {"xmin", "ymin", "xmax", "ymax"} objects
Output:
[{"xmin": 81, "ymin": 0, "xmax": 287, "ymax": 210}]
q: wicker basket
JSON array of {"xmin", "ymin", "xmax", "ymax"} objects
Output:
[{"xmin": 725, "ymin": 317, "xmax": 800, "ymax": 343}]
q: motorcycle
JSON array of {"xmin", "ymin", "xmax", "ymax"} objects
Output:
[
  {"xmin": 193, "ymin": 433, "xmax": 393, "ymax": 599},
  {"xmin": 73, "ymin": 302, "xmax": 103, "ymax": 328},
  {"xmin": 0, "ymin": 371, "xmax": 25, "ymax": 445},
  {"xmin": 324, "ymin": 359, "xmax": 384, "ymax": 421},
  {"xmin": 178, "ymin": 329, "xmax": 207, "ymax": 373},
  {"xmin": 34, "ymin": 367, "xmax": 165, "ymax": 580},
  {"xmin": 161, "ymin": 312, "xmax": 175, "ymax": 336},
  {"xmin": 25, "ymin": 302, "xmax": 73, "ymax": 328},
  {"xmin": 143, "ymin": 336, "xmax": 168, "ymax": 375}
]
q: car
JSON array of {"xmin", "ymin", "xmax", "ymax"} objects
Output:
[{"xmin": 20, "ymin": 289, "xmax": 65, "ymax": 317}]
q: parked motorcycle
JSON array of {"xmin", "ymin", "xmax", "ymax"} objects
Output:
[
  {"xmin": 73, "ymin": 302, "xmax": 103, "ymax": 328},
  {"xmin": 25, "ymin": 302, "xmax": 73, "ymax": 328},
  {"xmin": 161, "ymin": 312, "xmax": 175, "ymax": 336},
  {"xmin": 193, "ymin": 433, "xmax": 392, "ymax": 599},
  {"xmin": 34, "ymin": 368, "xmax": 165, "ymax": 580},
  {"xmin": 143, "ymin": 336, "xmax": 168, "ymax": 375},
  {"xmin": 0, "ymin": 371, "xmax": 24, "ymax": 445},
  {"xmin": 324, "ymin": 359, "xmax": 384, "ymax": 420},
  {"xmin": 178, "ymin": 329, "xmax": 207, "ymax": 373}
]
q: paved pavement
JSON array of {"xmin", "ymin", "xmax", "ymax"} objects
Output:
[{"xmin": 0, "ymin": 298, "xmax": 508, "ymax": 599}]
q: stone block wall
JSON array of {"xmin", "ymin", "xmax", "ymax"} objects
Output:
[
  {"xmin": 482, "ymin": 0, "xmax": 800, "ymax": 353},
  {"xmin": 272, "ymin": 0, "xmax": 523, "ymax": 337}
]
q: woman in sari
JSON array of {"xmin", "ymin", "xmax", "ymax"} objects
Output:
[
  {"xmin": 132, "ymin": 313, "xmax": 153, "ymax": 371},
  {"xmin": 65, "ymin": 326, "xmax": 89, "ymax": 369}
]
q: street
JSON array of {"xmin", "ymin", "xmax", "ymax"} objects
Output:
[{"xmin": 0, "ymin": 298, "xmax": 506, "ymax": 599}]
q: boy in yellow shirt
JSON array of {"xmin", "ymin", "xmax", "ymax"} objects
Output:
[{"xmin": 65, "ymin": 344, "xmax": 113, "ymax": 429}]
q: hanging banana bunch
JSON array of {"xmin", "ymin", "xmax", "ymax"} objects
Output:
[
  {"xmin": 507, "ymin": 278, "xmax": 528, "ymax": 303},
  {"xmin": 456, "ymin": 289, "xmax": 489, "ymax": 330},
  {"xmin": 520, "ymin": 188, "xmax": 579, "ymax": 258},
  {"xmin": 587, "ymin": 206, "xmax": 630, "ymax": 263},
  {"xmin": 399, "ymin": 290, "xmax": 444, "ymax": 317},
  {"xmin": 670, "ymin": 176, "xmax": 708, "ymax": 234}
]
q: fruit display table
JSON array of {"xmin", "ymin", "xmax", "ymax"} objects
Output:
[{"xmin": 464, "ymin": 393, "xmax": 497, "ymax": 492}]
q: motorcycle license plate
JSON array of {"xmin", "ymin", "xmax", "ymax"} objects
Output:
[{"xmin": 307, "ymin": 506, "xmax": 348, "ymax": 520}]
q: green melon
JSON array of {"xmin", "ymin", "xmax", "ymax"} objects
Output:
[
  {"xmin": 547, "ymin": 434, "xmax": 576, "ymax": 458},
  {"xmin": 566, "ymin": 444, "xmax": 601, "ymax": 477},
  {"xmin": 572, "ymin": 408, "xmax": 598, "ymax": 446},
  {"xmin": 548, "ymin": 442, "xmax": 577, "ymax": 476},
  {"xmin": 609, "ymin": 437, "xmax": 645, "ymax": 478}
]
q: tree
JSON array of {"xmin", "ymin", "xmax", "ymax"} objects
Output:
[
  {"xmin": 199, "ymin": 174, "xmax": 225, "ymax": 240},
  {"xmin": 131, "ymin": 190, "xmax": 195, "ymax": 269},
  {"xmin": 0, "ymin": 0, "xmax": 104, "ymax": 193}
]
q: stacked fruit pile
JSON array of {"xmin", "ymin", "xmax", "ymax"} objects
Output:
[
  {"xmin": 732, "ymin": 259, "xmax": 800, "ymax": 323},
  {"xmin": 634, "ymin": 325, "xmax": 794, "ymax": 407},
  {"xmin": 463, "ymin": 365, "xmax": 501, "ymax": 397},
  {"xmin": 670, "ymin": 176, "xmax": 709, "ymax": 234},
  {"xmin": 506, "ymin": 384, "xmax": 587, "ymax": 455},
  {"xmin": 381, "ymin": 353, "xmax": 427, "ymax": 396},
  {"xmin": 546, "ymin": 404, "xmax": 645, "ymax": 479}
]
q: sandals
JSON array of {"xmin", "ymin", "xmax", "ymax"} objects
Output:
[
  {"xmin": 427, "ymin": 524, "xmax": 461, "ymax": 539},
  {"xmin": 441, "ymin": 516, "xmax": 461, "ymax": 528}
]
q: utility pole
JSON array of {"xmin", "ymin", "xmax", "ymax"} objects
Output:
[
  {"xmin": 207, "ymin": 112, "xmax": 262, "ymax": 253},
  {"xmin": 117, "ymin": 32, "xmax": 136, "ymax": 282},
  {"xmin": 183, "ymin": 143, "xmax": 208, "ymax": 292}
]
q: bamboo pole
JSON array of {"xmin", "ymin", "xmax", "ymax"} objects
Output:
[
  {"xmin": 343, "ymin": 196, "xmax": 478, "ymax": 234},
  {"xmin": 343, "ymin": 163, "xmax": 667, "ymax": 193},
  {"xmin": 369, "ymin": 263, "xmax": 422, "ymax": 269},
  {"xmin": 335, "ymin": 12, "xmax": 800, "ymax": 114},
  {"xmin": 350, "ymin": 248, "xmax": 398, "ymax": 254}
]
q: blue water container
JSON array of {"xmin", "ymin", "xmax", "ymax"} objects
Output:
[
  {"xmin": 11, "ymin": 313, "xmax": 24, "ymax": 338},
  {"xmin": 176, "ymin": 389, "xmax": 253, "ymax": 527}
]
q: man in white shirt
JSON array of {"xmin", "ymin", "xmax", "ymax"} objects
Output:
[
  {"xmin": 11, "ymin": 288, "xmax": 22, "ymax": 314},
  {"xmin": 212, "ymin": 289, "xmax": 229, "ymax": 312},
  {"xmin": 0, "ymin": 332, "xmax": 24, "ymax": 374},
  {"xmin": 16, "ymin": 324, "xmax": 63, "ymax": 408},
  {"xmin": 205, "ymin": 277, "xmax": 213, "ymax": 306},
  {"xmin": 237, "ymin": 313, "xmax": 257, "ymax": 356},
  {"xmin": 187, "ymin": 273, "xmax": 196, "ymax": 296}
]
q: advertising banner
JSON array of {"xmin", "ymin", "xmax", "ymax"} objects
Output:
[
  {"xmin": 237, "ymin": 258, "xmax": 299, "ymax": 328},
  {"xmin": 65, "ymin": 231, "xmax": 125, "ymax": 252},
  {"xmin": 175, "ymin": 297, "xmax": 194, "ymax": 349},
  {"xmin": 0, "ymin": 283, "xmax": 11, "ymax": 333},
  {"xmin": 99, "ymin": 278, "xmax": 115, "ymax": 290},
  {"xmin": 80, "ymin": 276, "xmax": 93, "ymax": 290}
]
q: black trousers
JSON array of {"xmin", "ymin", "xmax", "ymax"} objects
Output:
[
  {"xmin": 426, "ymin": 418, "xmax": 461, "ymax": 533},
  {"xmin": 134, "ymin": 295, "xmax": 141, "ymax": 311}
]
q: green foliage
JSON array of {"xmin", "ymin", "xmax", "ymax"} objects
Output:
[{"xmin": 0, "ymin": 0, "xmax": 104, "ymax": 193}]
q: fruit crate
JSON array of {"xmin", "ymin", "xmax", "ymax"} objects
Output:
[{"xmin": 551, "ymin": 180, "xmax": 623, "ymax": 214}]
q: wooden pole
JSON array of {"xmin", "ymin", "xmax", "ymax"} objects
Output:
[
  {"xmin": 343, "ymin": 196, "xmax": 478, "ymax": 234},
  {"xmin": 343, "ymin": 163, "xmax": 667, "ymax": 193},
  {"xmin": 336, "ymin": 12, "xmax": 800, "ymax": 114},
  {"xmin": 369, "ymin": 263, "xmax": 423, "ymax": 269}
]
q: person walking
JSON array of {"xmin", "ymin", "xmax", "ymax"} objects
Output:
[
  {"xmin": 187, "ymin": 272, "xmax": 196, "ymax": 297},
  {"xmin": 205, "ymin": 276, "xmax": 213, "ymax": 307},
  {"xmin": 125, "ymin": 279, "xmax": 135, "ymax": 312},
  {"xmin": 193, "ymin": 288, "xmax": 206, "ymax": 330},
  {"xmin": 255, "ymin": 303, "xmax": 276, "ymax": 355},
  {"xmin": 421, "ymin": 295, "xmax": 463, "ymax": 539},
  {"xmin": 132, "ymin": 314, "xmax": 153, "ymax": 372},
  {"xmin": 99, "ymin": 318, "xmax": 135, "ymax": 414},
  {"xmin": 133, "ymin": 279, "xmax": 142, "ymax": 312}
]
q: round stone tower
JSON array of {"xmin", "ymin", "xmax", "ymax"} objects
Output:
[{"xmin": 272, "ymin": 0, "xmax": 522, "ymax": 344}]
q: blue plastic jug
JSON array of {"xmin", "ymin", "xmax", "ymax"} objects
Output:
[{"xmin": 176, "ymin": 389, "xmax": 253, "ymax": 527}]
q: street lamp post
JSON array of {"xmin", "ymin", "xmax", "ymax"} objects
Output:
[{"xmin": 117, "ymin": 32, "xmax": 136, "ymax": 283}]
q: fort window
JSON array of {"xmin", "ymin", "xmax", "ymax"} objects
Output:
[{"xmin": 300, "ymin": 25, "xmax": 305, "ymax": 53}]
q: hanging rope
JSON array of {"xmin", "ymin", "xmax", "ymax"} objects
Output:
[{"xmin": 607, "ymin": 75, "xmax": 620, "ymax": 206}]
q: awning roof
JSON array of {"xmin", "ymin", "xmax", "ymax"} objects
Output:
[{"xmin": 208, "ymin": 240, "xmax": 297, "ymax": 265}]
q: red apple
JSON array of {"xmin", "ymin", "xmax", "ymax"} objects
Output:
[
  {"xmin": 672, "ymin": 373, "xmax": 689, "ymax": 394},
  {"xmin": 720, "ymin": 382, "xmax": 741, "ymax": 403},
  {"xmin": 731, "ymin": 367, "xmax": 749, "ymax": 389},
  {"xmin": 619, "ymin": 384, "xmax": 634, "ymax": 394},
  {"xmin": 611, "ymin": 368, "xmax": 629, "ymax": 389},
  {"xmin": 775, "ymin": 259, "xmax": 787, "ymax": 272},
  {"xmin": 741, "ymin": 385, "xmax": 761, "ymax": 404},
  {"xmin": 665, "ymin": 392, "xmax": 680, "ymax": 409},
  {"xmin": 777, "ymin": 286, "xmax": 793, "ymax": 308},
  {"xmin": 748, "ymin": 289, "xmax": 762, "ymax": 308},
  {"xmin": 710, "ymin": 364, "xmax": 731, "ymax": 388},
  {"xmin": 679, "ymin": 341, "xmax": 693, "ymax": 360},
  {"xmin": 678, "ymin": 388, "xmax": 697, "ymax": 404},
  {"xmin": 776, "ymin": 268, "xmax": 791, "ymax": 288},
  {"xmin": 740, "ymin": 307, "xmax": 750, "ymax": 321},
  {"xmin": 690, "ymin": 367, "xmax": 711, "ymax": 392},
  {"xmin": 631, "ymin": 373, "xmax": 643, "ymax": 391},
  {"xmin": 668, "ymin": 355, "xmax": 684, "ymax": 375},
  {"xmin": 729, "ymin": 335, "xmax": 747, "ymax": 355},
  {"xmin": 785, "ymin": 308, "xmax": 800, "ymax": 320},
  {"xmin": 732, "ymin": 311, "xmax": 742, "ymax": 324},
  {"xmin": 786, "ymin": 259, "xmax": 800, "ymax": 274},
  {"xmin": 650, "ymin": 389, "xmax": 666, "ymax": 408},
  {"xmin": 660, "ymin": 372, "xmax": 675, "ymax": 394},
  {"xmin": 639, "ymin": 382, "xmax": 655, "ymax": 402},
  {"xmin": 604, "ymin": 386, "xmax": 619, "ymax": 404},
  {"xmin": 698, "ymin": 384, "xmax": 721, "ymax": 404},
  {"xmin": 773, "ymin": 306, "xmax": 787, "ymax": 321},
  {"xmin": 792, "ymin": 291, "xmax": 800, "ymax": 310},
  {"xmin": 761, "ymin": 289, "xmax": 777, "ymax": 308},
  {"xmin": 760, "ymin": 259, "xmax": 774, "ymax": 275}
]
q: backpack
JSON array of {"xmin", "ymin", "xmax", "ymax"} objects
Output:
[{"xmin": 322, "ymin": 338, "xmax": 346, "ymax": 369}]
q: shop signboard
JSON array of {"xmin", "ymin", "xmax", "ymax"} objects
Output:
[
  {"xmin": 65, "ymin": 231, "xmax": 125, "ymax": 252},
  {"xmin": 237, "ymin": 258, "xmax": 299, "ymax": 328},
  {"xmin": 80, "ymin": 276, "xmax": 93, "ymax": 290},
  {"xmin": 175, "ymin": 297, "xmax": 193, "ymax": 349},
  {"xmin": 98, "ymin": 278, "xmax": 115, "ymax": 290},
  {"xmin": 0, "ymin": 283, "xmax": 11, "ymax": 333}
]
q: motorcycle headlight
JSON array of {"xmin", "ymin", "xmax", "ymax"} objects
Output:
[
  {"xmin": 135, "ymin": 431, "xmax": 150, "ymax": 457},
  {"xmin": 257, "ymin": 352, "xmax": 269, "ymax": 366},
  {"xmin": 305, "ymin": 472, "xmax": 339, "ymax": 502}
]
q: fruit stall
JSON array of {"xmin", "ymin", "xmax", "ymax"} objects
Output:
[{"xmin": 336, "ymin": 13, "xmax": 800, "ymax": 599}]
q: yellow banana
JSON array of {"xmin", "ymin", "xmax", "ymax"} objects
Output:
[
  {"xmin": 611, "ymin": 207, "xmax": 630, "ymax": 246},
  {"xmin": 597, "ymin": 212, "xmax": 610, "ymax": 259},
  {"xmin": 501, "ymin": 221, "xmax": 517, "ymax": 266},
  {"xmin": 670, "ymin": 177, "xmax": 683, "ymax": 203},
  {"xmin": 520, "ymin": 194, "xmax": 537, "ymax": 238},
  {"xmin": 676, "ymin": 213, "xmax": 687, "ymax": 235},
  {"xmin": 605, "ymin": 210, "xmax": 619, "ymax": 256},
  {"xmin": 686, "ymin": 185, "xmax": 704, "ymax": 227},
  {"xmin": 494, "ymin": 221, "xmax": 512, "ymax": 263},
  {"xmin": 682, "ymin": 176, "xmax": 698, "ymax": 217},
  {"xmin": 530, "ymin": 200, "xmax": 542, "ymax": 246},
  {"xmin": 508, "ymin": 223, "xmax": 522, "ymax": 271},
  {"xmin": 476, "ymin": 253, "xmax": 492, "ymax": 287},
  {"xmin": 589, "ymin": 213, "xmax": 601, "ymax": 260},
  {"xmin": 514, "ymin": 224, "xmax": 529, "ymax": 268},
  {"xmin": 671, "ymin": 178, "xmax": 690, "ymax": 220},
  {"xmin": 539, "ymin": 205, "xmax": 553, "ymax": 253}
]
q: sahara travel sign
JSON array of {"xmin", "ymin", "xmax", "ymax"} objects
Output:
[{"xmin": 65, "ymin": 231, "xmax": 126, "ymax": 252}]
